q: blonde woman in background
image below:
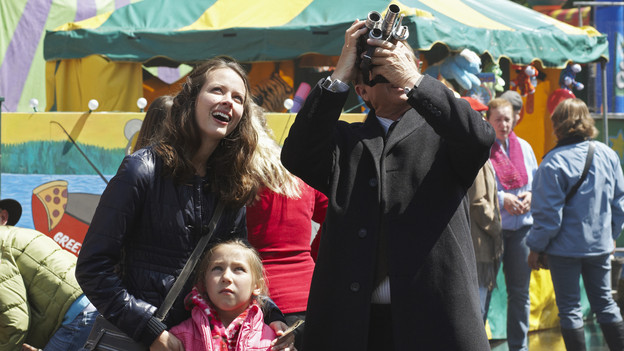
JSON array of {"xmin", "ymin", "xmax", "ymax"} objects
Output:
[{"xmin": 246, "ymin": 104, "xmax": 328, "ymax": 351}]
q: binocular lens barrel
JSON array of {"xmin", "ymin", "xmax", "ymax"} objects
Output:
[
  {"xmin": 388, "ymin": 4, "xmax": 400, "ymax": 14},
  {"xmin": 358, "ymin": 4, "xmax": 409, "ymax": 87},
  {"xmin": 381, "ymin": 4, "xmax": 400, "ymax": 37},
  {"xmin": 369, "ymin": 27, "xmax": 383, "ymax": 40},
  {"xmin": 366, "ymin": 11, "xmax": 381, "ymax": 29}
]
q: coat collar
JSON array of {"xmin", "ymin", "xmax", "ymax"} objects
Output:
[
  {"xmin": 356, "ymin": 108, "xmax": 425, "ymax": 155},
  {"xmin": 356, "ymin": 111, "xmax": 386, "ymax": 162},
  {"xmin": 385, "ymin": 109, "xmax": 425, "ymax": 151}
]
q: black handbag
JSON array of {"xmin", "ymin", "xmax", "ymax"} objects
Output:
[
  {"xmin": 83, "ymin": 201, "xmax": 225, "ymax": 351},
  {"xmin": 83, "ymin": 315, "xmax": 146, "ymax": 351}
]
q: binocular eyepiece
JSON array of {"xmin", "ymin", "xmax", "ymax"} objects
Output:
[
  {"xmin": 357, "ymin": 4, "xmax": 410, "ymax": 86},
  {"xmin": 365, "ymin": 5, "xmax": 408, "ymax": 42}
]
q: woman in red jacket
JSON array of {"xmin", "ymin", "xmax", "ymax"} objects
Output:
[{"xmin": 246, "ymin": 106, "xmax": 328, "ymax": 351}]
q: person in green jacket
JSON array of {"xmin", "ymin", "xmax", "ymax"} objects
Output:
[{"xmin": 0, "ymin": 199, "xmax": 97, "ymax": 351}]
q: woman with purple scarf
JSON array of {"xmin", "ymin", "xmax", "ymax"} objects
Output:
[{"xmin": 486, "ymin": 97, "xmax": 538, "ymax": 351}]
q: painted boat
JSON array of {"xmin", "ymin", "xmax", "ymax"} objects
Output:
[{"xmin": 31, "ymin": 180, "xmax": 100, "ymax": 256}]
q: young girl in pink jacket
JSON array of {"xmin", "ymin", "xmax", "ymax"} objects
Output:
[{"xmin": 170, "ymin": 239, "xmax": 279, "ymax": 351}]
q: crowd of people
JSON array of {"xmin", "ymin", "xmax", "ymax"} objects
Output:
[{"xmin": 2, "ymin": 15, "xmax": 624, "ymax": 351}]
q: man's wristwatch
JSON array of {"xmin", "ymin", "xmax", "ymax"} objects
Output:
[
  {"xmin": 403, "ymin": 86, "xmax": 414, "ymax": 97},
  {"xmin": 403, "ymin": 74, "xmax": 425, "ymax": 98},
  {"xmin": 322, "ymin": 76, "xmax": 345, "ymax": 93}
]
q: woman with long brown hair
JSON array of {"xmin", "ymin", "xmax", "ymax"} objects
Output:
[{"xmin": 77, "ymin": 57, "xmax": 292, "ymax": 350}]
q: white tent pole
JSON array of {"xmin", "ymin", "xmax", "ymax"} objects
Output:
[
  {"xmin": 573, "ymin": 1, "xmax": 619, "ymax": 143},
  {"xmin": 572, "ymin": 0, "xmax": 624, "ymax": 27},
  {"xmin": 602, "ymin": 60, "xmax": 609, "ymax": 144},
  {"xmin": 578, "ymin": 5, "xmax": 583, "ymax": 26}
]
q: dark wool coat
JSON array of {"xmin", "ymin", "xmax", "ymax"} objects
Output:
[{"xmin": 281, "ymin": 75, "xmax": 495, "ymax": 350}]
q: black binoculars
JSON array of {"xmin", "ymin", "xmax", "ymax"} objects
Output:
[{"xmin": 356, "ymin": 4, "xmax": 410, "ymax": 86}]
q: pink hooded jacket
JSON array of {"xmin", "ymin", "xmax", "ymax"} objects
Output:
[{"xmin": 170, "ymin": 303, "xmax": 276, "ymax": 351}]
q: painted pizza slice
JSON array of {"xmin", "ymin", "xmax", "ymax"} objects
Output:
[{"xmin": 32, "ymin": 180, "xmax": 68, "ymax": 231}]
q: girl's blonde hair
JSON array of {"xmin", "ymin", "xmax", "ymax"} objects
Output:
[
  {"xmin": 550, "ymin": 98, "xmax": 598, "ymax": 141},
  {"xmin": 195, "ymin": 239, "xmax": 269, "ymax": 307},
  {"xmin": 248, "ymin": 103, "xmax": 302, "ymax": 201}
]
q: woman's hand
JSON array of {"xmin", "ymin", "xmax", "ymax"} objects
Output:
[
  {"xmin": 270, "ymin": 321, "xmax": 296, "ymax": 351},
  {"xmin": 518, "ymin": 191, "xmax": 532, "ymax": 213},
  {"xmin": 503, "ymin": 193, "xmax": 527, "ymax": 216},
  {"xmin": 528, "ymin": 250, "xmax": 548, "ymax": 270},
  {"xmin": 527, "ymin": 250, "xmax": 541, "ymax": 270},
  {"xmin": 150, "ymin": 330, "xmax": 185, "ymax": 351}
]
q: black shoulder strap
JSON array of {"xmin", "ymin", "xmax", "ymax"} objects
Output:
[
  {"xmin": 153, "ymin": 200, "xmax": 225, "ymax": 321},
  {"xmin": 565, "ymin": 141, "xmax": 595, "ymax": 204}
]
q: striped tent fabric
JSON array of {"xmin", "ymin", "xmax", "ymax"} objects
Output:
[
  {"xmin": 545, "ymin": 6, "xmax": 591, "ymax": 27},
  {"xmin": 43, "ymin": 0, "xmax": 608, "ymax": 68},
  {"xmin": 3, "ymin": 0, "xmax": 609, "ymax": 112},
  {"xmin": 0, "ymin": 0, "xmax": 145, "ymax": 112},
  {"xmin": 0, "ymin": 0, "xmax": 190, "ymax": 112}
]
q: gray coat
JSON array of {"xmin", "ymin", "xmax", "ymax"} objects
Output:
[{"xmin": 281, "ymin": 75, "xmax": 495, "ymax": 350}]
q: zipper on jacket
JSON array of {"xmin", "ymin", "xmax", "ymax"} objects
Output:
[{"xmin": 192, "ymin": 176, "xmax": 203, "ymax": 237}]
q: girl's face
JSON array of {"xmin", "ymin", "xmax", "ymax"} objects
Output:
[
  {"xmin": 487, "ymin": 105, "xmax": 514, "ymax": 141},
  {"xmin": 194, "ymin": 67, "xmax": 246, "ymax": 145},
  {"xmin": 205, "ymin": 245, "xmax": 260, "ymax": 324}
]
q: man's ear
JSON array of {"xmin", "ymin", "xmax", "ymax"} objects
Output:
[
  {"xmin": 355, "ymin": 84, "xmax": 368, "ymax": 101},
  {"xmin": 0, "ymin": 209, "xmax": 9, "ymax": 226}
]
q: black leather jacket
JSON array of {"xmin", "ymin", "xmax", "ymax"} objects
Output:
[{"xmin": 76, "ymin": 148, "xmax": 251, "ymax": 346}]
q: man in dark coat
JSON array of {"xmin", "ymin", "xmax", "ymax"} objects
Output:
[{"xmin": 280, "ymin": 19, "xmax": 495, "ymax": 350}]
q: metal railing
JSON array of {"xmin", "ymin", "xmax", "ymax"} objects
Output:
[{"xmin": 572, "ymin": 1, "xmax": 624, "ymax": 26}]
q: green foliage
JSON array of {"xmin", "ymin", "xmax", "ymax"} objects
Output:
[{"xmin": 2, "ymin": 141, "xmax": 125, "ymax": 175}]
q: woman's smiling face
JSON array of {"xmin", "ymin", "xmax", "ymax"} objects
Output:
[{"xmin": 194, "ymin": 67, "xmax": 246, "ymax": 143}]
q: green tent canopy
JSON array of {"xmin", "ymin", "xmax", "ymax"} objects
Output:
[{"xmin": 43, "ymin": 0, "xmax": 608, "ymax": 68}]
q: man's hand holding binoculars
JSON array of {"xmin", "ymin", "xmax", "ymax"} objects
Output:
[
  {"xmin": 331, "ymin": 19, "xmax": 368, "ymax": 84},
  {"xmin": 331, "ymin": 17, "xmax": 422, "ymax": 91},
  {"xmin": 366, "ymin": 39, "xmax": 422, "ymax": 90}
]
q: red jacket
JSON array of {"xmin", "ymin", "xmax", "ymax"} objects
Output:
[
  {"xmin": 170, "ymin": 304, "xmax": 276, "ymax": 351},
  {"xmin": 246, "ymin": 180, "xmax": 327, "ymax": 314}
]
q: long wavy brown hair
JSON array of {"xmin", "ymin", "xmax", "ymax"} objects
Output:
[{"xmin": 153, "ymin": 57, "xmax": 259, "ymax": 207}]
